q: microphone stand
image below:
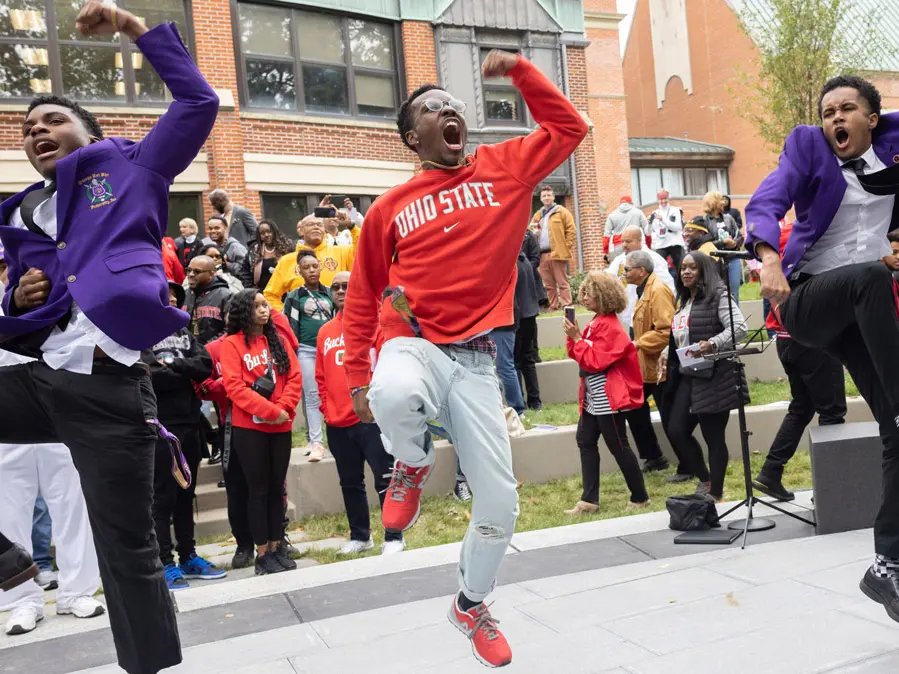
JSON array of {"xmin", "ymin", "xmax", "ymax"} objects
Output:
[{"xmin": 703, "ymin": 251, "xmax": 815, "ymax": 549}]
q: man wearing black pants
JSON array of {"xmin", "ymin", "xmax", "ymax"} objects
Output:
[
  {"xmin": 746, "ymin": 74, "xmax": 899, "ymax": 621},
  {"xmin": 753, "ymin": 314, "xmax": 847, "ymax": 502},
  {"xmin": 317, "ymin": 272, "xmax": 405, "ymax": 555},
  {"xmin": 516, "ymin": 228, "xmax": 543, "ymax": 409}
]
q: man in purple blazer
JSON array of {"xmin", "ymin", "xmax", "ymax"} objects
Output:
[
  {"xmin": 0, "ymin": 3, "xmax": 218, "ymax": 672},
  {"xmin": 746, "ymin": 74, "xmax": 899, "ymax": 624}
]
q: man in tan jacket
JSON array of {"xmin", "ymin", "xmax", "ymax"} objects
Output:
[
  {"xmin": 623, "ymin": 250, "xmax": 678, "ymax": 473},
  {"xmin": 530, "ymin": 185, "xmax": 576, "ymax": 310}
]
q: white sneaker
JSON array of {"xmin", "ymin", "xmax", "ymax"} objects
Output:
[
  {"xmin": 381, "ymin": 538, "xmax": 406, "ymax": 555},
  {"xmin": 35, "ymin": 569, "xmax": 58, "ymax": 590},
  {"xmin": 56, "ymin": 595, "xmax": 105, "ymax": 619},
  {"xmin": 5, "ymin": 606, "xmax": 44, "ymax": 635},
  {"xmin": 338, "ymin": 538, "xmax": 374, "ymax": 555},
  {"xmin": 308, "ymin": 442, "xmax": 326, "ymax": 463}
]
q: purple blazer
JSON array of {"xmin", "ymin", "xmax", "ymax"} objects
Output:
[
  {"xmin": 745, "ymin": 112, "xmax": 899, "ymax": 275},
  {"xmin": 0, "ymin": 23, "xmax": 218, "ymax": 352}
]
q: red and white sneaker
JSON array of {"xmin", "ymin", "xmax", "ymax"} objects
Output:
[
  {"xmin": 382, "ymin": 461, "xmax": 432, "ymax": 531},
  {"xmin": 448, "ymin": 596, "xmax": 512, "ymax": 668}
]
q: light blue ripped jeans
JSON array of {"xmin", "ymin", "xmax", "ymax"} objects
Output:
[{"xmin": 369, "ymin": 337, "xmax": 519, "ymax": 602}]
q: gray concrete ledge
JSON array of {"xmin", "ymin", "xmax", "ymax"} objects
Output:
[{"xmin": 286, "ymin": 397, "xmax": 873, "ymax": 519}]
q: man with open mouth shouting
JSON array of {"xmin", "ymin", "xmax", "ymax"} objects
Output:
[
  {"xmin": 746, "ymin": 74, "xmax": 899, "ymax": 625},
  {"xmin": 342, "ymin": 49, "xmax": 587, "ymax": 668},
  {"xmin": 0, "ymin": 2, "xmax": 218, "ymax": 673}
]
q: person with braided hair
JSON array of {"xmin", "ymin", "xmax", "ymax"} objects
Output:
[{"xmin": 220, "ymin": 290, "xmax": 303, "ymax": 575}]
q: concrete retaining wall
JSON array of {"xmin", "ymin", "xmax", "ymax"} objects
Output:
[
  {"xmin": 286, "ymin": 397, "xmax": 873, "ymax": 519},
  {"xmin": 536, "ymin": 344, "xmax": 786, "ymax": 406}
]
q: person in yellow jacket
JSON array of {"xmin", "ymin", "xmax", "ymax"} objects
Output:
[
  {"xmin": 264, "ymin": 213, "xmax": 360, "ymax": 311},
  {"xmin": 530, "ymin": 185, "xmax": 576, "ymax": 310}
]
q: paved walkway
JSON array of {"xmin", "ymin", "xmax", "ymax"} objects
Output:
[{"xmin": 4, "ymin": 493, "xmax": 897, "ymax": 673}]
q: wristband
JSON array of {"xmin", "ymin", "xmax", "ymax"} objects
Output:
[{"xmin": 350, "ymin": 385, "xmax": 370, "ymax": 397}]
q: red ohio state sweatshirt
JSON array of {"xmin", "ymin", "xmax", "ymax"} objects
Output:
[
  {"xmin": 220, "ymin": 332, "xmax": 303, "ymax": 433},
  {"xmin": 342, "ymin": 55, "xmax": 588, "ymax": 388}
]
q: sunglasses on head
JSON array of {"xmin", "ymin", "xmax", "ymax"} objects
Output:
[
  {"xmin": 330, "ymin": 282, "xmax": 349, "ymax": 291},
  {"xmin": 422, "ymin": 97, "xmax": 466, "ymax": 114}
]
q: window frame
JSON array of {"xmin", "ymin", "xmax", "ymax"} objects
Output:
[
  {"xmin": 0, "ymin": 0, "xmax": 194, "ymax": 106},
  {"xmin": 232, "ymin": 1, "xmax": 403, "ymax": 121},
  {"xmin": 477, "ymin": 44, "xmax": 526, "ymax": 127},
  {"xmin": 260, "ymin": 192, "xmax": 375, "ymax": 229},
  {"xmin": 633, "ymin": 167, "xmax": 731, "ymax": 206}
]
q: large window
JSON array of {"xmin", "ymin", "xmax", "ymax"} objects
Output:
[
  {"xmin": 167, "ymin": 193, "xmax": 202, "ymax": 239},
  {"xmin": 479, "ymin": 47, "xmax": 524, "ymax": 124},
  {"xmin": 630, "ymin": 167, "xmax": 730, "ymax": 206},
  {"xmin": 261, "ymin": 193, "xmax": 374, "ymax": 239},
  {"xmin": 0, "ymin": 1, "xmax": 192, "ymax": 104},
  {"xmin": 236, "ymin": 3, "xmax": 399, "ymax": 118}
]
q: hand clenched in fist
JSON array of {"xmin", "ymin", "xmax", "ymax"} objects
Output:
[
  {"xmin": 75, "ymin": 1, "xmax": 148, "ymax": 40},
  {"xmin": 481, "ymin": 50, "xmax": 519, "ymax": 80},
  {"xmin": 13, "ymin": 268, "xmax": 52, "ymax": 311}
]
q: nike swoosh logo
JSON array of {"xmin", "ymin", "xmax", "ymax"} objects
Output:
[{"xmin": 444, "ymin": 222, "xmax": 459, "ymax": 233}]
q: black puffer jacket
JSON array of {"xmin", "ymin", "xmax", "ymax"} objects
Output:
[
  {"xmin": 140, "ymin": 328, "xmax": 212, "ymax": 427},
  {"xmin": 185, "ymin": 276, "xmax": 232, "ymax": 345},
  {"xmin": 666, "ymin": 284, "xmax": 749, "ymax": 414}
]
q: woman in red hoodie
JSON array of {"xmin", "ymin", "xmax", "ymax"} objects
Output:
[
  {"xmin": 563, "ymin": 271, "xmax": 650, "ymax": 515},
  {"xmin": 221, "ymin": 289, "xmax": 303, "ymax": 575}
]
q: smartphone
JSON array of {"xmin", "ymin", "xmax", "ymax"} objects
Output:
[
  {"xmin": 564, "ymin": 306, "xmax": 576, "ymax": 324},
  {"xmin": 330, "ymin": 194, "xmax": 348, "ymax": 205},
  {"xmin": 314, "ymin": 206, "xmax": 337, "ymax": 218}
]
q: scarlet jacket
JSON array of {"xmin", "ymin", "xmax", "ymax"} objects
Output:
[
  {"xmin": 220, "ymin": 329, "xmax": 303, "ymax": 433},
  {"xmin": 567, "ymin": 313, "xmax": 644, "ymax": 412}
]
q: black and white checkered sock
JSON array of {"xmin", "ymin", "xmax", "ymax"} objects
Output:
[{"xmin": 873, "ymin": 554, "xmax": 899, "ymax": 578}]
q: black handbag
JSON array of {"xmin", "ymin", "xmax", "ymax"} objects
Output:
[
  {"xmin": 666, "ymin": 494, "xmax": 721, "ymax": 531},
  {"xmin": 250, "ymin": 360, "xmax": 276, "ymax": 399},
  {"xmin": 679, "ymin": 360, "xmax": 716, "ymax": 379}
]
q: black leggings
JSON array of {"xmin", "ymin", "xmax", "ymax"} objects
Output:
[
  {"xmin": 232, "ymin": 428, "xmax": 292, "ymax": 546},
  {"xmin": 576, "ymin": 410, "xmax": 649, "ymax": 504},
  {"xmin": 667, "ymin": 378, "xmax": 730, "ymax": 498}
]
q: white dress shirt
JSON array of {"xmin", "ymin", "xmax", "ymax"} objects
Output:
[
  {"xmin": 9, "ymin": 187, "xmax": 140, "ymax": 374},
  {"xmin": 799, "ymin": 145, "xmax": 895, "ymax": 276},
  {"xmin": 606, "ymin": 246, "xmax": 676, "ymax": 328}
]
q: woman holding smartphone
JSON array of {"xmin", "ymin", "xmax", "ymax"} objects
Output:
[{"xmin": 221, "ymin": 290, "xmax": 303, "ymax": 575}]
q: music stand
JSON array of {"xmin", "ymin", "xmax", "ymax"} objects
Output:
[{"xmin": 701, "ymin": 251, "xmax": 816, "ymax": 549}]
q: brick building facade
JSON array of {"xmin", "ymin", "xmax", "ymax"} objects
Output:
[
  {"xmin": 622, "ymin": 0, "xmax": 899, "ymax": 219},
  {"xmin": 0, "ymin": 0, "xmax": 634, "ymax": 271}
]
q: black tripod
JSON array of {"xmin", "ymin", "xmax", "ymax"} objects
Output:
[{"xmin": 706, "ymin": 250, "xmax": 816, "ymax": 549}]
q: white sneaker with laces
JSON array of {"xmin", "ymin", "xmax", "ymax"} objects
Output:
[
  {"xmin": 5, "ymin": 606, "xmax": 44, "ymax": 635},
  {"xmin": 308, "ymin": 442, "xmax": 326, "ymax": 463},
  {"xmin": 338, "ymin": 538, "xmax": 374, "ymax": 555},
  {"xmin": 381, "ymin": 538, "xmax": 406, "ymax": 555},
  {"xmin": 56, "ymin": 595, "xmax": 106, "ymax": 619}
]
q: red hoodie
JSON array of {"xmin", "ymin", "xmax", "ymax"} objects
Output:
[
  {"xmin": 568, "ymin": 313, "xmax": 644, "ymax": 412},
  {"xmin": 220, "ymin": 330, "xmax": 303, "ymax": 433},
  {"xmin": 162, "ymin": 236, "xmax": 185, "ymax": 285},
  {"xmin": 342, "ymin": 55, "xmax": 588, "ymax": 389},
  {"xmin": 315, "ymin": 312, "xmax": 384, "ymax": 428}
]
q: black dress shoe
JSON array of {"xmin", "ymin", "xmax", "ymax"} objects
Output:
[
  {"xmin": 0, "ymin": 544, "xmax": 39, "ymax": 592},
  {"xmin": 665, "ymin": 472, "xmax": 694, "ymax": 483},
  {"xmin": 860, "ymin": 567, "xmax": 899, "ymax": 623},
  {"xmin": 753, "ymin": 473, "xmax": 795, "ymax": 502},
  {"xmin": 643, "ymin": 457, "xmax": 670, "ymax": 473}
]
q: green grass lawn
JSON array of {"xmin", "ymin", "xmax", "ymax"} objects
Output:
[
  {"xmin": 288, "ymin": 451, "xmax": 813, "ymax": 565},
  {"xmin": 740, "ymin": 281, "xmax": 762, "ymax": 301}
]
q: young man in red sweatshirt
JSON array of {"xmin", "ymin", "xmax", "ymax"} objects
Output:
[
  {"xmin": 316, "ymin": 271, "xmax": 405, "ymax": 555},
  {"xmin": 342, "ymin": 49, "xmax": 587, "ymax": 667}
]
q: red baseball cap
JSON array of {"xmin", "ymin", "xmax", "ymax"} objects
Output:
[{"xmin": 620, "ymin": 195, "xmax": 632, "ymax": 204}]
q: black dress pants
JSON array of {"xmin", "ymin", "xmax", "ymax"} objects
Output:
[
  {"xmin": 656, "ymin": 245, "xmax": 684, "ymax": 272},
  {"xmin": 327, "ymin": 422, "xmax": 402, "ymax": 542},
  {"xmin": 222, "ymin": 425, "xmax": 254, "ymax": 551},
  {"xmin": 152, "ymin": 424, "xmax": 203, "ymax": 565},
  {"xmin": 781, "ymin": 262, "xmax": 899, "ymax": 557},
  {"xmin": 623, "ymin": 382, "xmax": 665, "ymax": 462},
  {"xmin": 667, "ymin": 377, "xmax": 731, "ymax": 499},
  {"xmin": 231, "ymin": 427, "xmax": 292, "ymax": 546},
  {"xmin": 761, "ymin": 337, "xmax": 847, "ymax": 478},
  {"xmin": 0, "ymin": 360, "xmax": 180, "ymax": 674},
  {"xmin": 576, "ymin": 409, "xmax": 649, "ymax": 504},
  {"xmin": 514, "ymin": 315, "xmax": 542, "ymax": 408}
]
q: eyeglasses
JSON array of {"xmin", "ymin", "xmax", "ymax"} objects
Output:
[
  {"xmin": 421, "ymin": 97, "xmax": 466, "ymax": 114},
  {"xmin": 330, "ymin": 282, "xmax": 349, "ymax": 291},
  {"xmin": 187, "ymin": 268, "xmax": 210, "ymax": 275}
]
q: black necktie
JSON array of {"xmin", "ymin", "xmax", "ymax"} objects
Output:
[
  {"xmin": 841, "ymin": 158, "xmax": 867, "ymax": 178},
  {"xmin": 20, "ymin": 182, "xmax": 56, "ymax": 237}
]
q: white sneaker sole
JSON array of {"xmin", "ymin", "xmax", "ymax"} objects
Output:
[
  {"xmin": 6, "ymin": 614, "xmax": 43, "ymax": 635},
  {"xmin": 57, "ymin": 604, "xmax": 105, "ymax": 619},
  {"xmin": 446, "ymin": 603, "xmax": 511, "ymax": 669}
]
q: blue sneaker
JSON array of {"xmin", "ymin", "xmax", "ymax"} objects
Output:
[
  {"xmin": 179, "ymin": 553, "xmax": 227, "ymax": 580},
  {"xmin": 164, "ymin": 563, "xmax": 190, "ymax": 591}
]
